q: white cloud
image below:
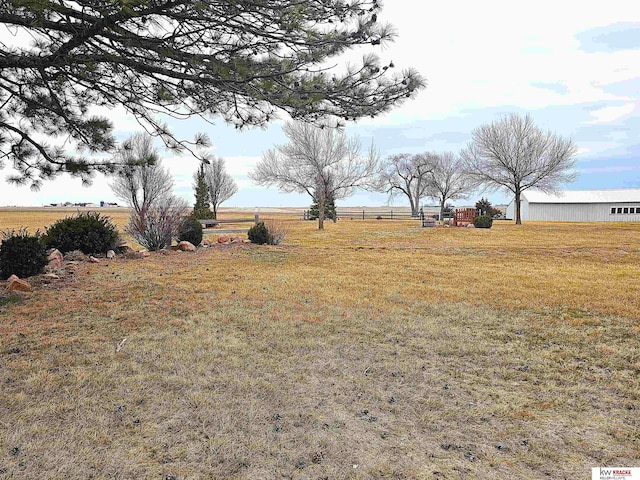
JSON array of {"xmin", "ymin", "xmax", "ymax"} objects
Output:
[
  {"xmin": 579, "ymin": 165, "xmax": 640, "ymax": 174},
  {"xmin": 3, "ymin": 1, "xmax": 640, "ymax": 205},
  {"xmin": 588, "ymin": 103, "xmax": 637, "ymax": 123},
  {"xmin": 355, "ymin": 0, "xmax": 640, "ymax": 125},
  {"xmin": 222, "ymin": 156, "xmax": 261, "ymax": 176}
]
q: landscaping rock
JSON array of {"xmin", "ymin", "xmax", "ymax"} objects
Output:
[
  {"xmin": 48, "ymin": 249, "xmax": 64, "ymax": 268},
  {"xmin": 43, "ymin": 273, "xmax": 60, "ymax": 282},
  {"xmin": 124, "ymin": 250, "xmax": 145, "ymax": 259},
  {"xmin": 467, "ymin": 223, "xmax": 475, "ymax": 228},
  {"xmin": 118, "ymin": 244, "xmax": 136, "ymax": 255},
  {"xmin": 7, "ymin": 278, "xmax": 31, "ymax": 292},
  {"xmin": 231, "ymin": 236, "xmax": 244, "ymax": 243},
  {"xmin": 177, "ymin": 241, "xmax": 196, "ymax": 252},
  {"xmin": 88, "ymin": 256, "xmax": 100, "ymax": 263},
  {"xmin": 64, "ymin": 250, "xmax": 86, "ymax": 261},
  {"xmin": 7, "ymin": 274, "xmax": 19, "ymax": 283},
  {"xmin": 106, "ymin": 250, "xmax": 116, "ymax": 259},
  {"xmin": 217, "ymin": 235, "xmax": 230, "ymax": 244},
  {"xmin": 202, "ymin": 238, "xmax": 211, "ymax": 246}
]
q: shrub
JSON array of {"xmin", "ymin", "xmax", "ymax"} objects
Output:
[
  {"xmin": 0, "ymin": 229, "xmax": 48, "ymax": 279},
  {"xmin": 473, "ymin": 215, "xmax": 493, "ymax": 229},
  {"xmin": 45, "ymin": 212, "xmax": 118, "ymax": 254},
  {"xmin": 126, "ymin": 195, "xmax": 189, "ymax": 251},
  {"xmin": 489, "ymin": 206, "xmax": 502, "ymax": 218},
  {"xmin": 248, "ymin": 221, "xmax": 288, "ymax": 245},
  {"xmin": 264, "ymin": 219, "xmax": 288, "ymax": 245},
  {"xmin": 308, "ymin": 199, "xmax": 336, "ymax": 221},
  {"xmin": 177, "ymin": 218, "xmax": 203, "ymax": 246},
  {"xmin": 64, "ymin": 250, "xmax": 86, "ymax": 261},
  {"xmin": 248, "ymin": 221, "xmax": 269, "ymax": 245}
]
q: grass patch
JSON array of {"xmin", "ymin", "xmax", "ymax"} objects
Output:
[{"xmin": 0, "ymin": 213, "xmax": 639, "ymax": 478}]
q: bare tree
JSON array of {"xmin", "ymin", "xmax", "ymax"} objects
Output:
[
  {"xmin": 461, "ymin": 113, "xmax": 577, "ymax": 224},
  {"xmin": 425, "ymin": 152, "xmax": 476, "ymax": 221},
  {"xmin": 376, "ymin": 153, "xmax": 436, "ymax": 216},
  {"xmin": 204, "ymin": 157, "xmax": 238, "ymax": 219},
  {"xmin": 250, "ymin": 121, "xmax": 379, "ymax": 230},
  {"xmin": 110, "ymin": 133, "xmax": 173, "ymax": 214},
  {"xmin": 110, "ymin": 133, "xmax": 188, "ymax": 249}
]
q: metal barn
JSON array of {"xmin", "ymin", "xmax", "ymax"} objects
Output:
[{"xmin": 506, "ymin": 189, "xmax": 640, "ymax": 222}]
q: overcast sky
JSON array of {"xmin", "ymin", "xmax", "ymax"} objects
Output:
[{"xmin": 2, "ymin": 1, "xmax": 639, "ymax": 208}]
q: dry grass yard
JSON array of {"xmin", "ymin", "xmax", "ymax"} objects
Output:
[{"xmin": 1, "ymin": 208, "xmax": 639, "ymax": 479}]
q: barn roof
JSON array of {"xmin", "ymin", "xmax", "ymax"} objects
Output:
[{"xmin": 523, "ymin": 189, "xmax": 640, "ymax": 204}]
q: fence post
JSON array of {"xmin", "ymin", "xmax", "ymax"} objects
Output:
[
  {"xmin": 391, "ymin": 210, "xmax": 393, "ymax": 220},
  {"xmin": 362, "ymin": 210, "xmax": 365, "ymax": 220}
]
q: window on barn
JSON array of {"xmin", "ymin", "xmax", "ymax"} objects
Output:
[
  {"xmin": 611, "ymin": 207, "xmax": 616, "ymax": 214},
  {"xmin": 624, "ymin": 207, "xmax": 629, "ymax": 214},
  {"xmin": 631, "ymin": 207, "xmax": 635, "ymax": 214},
  {"xmin": 617, "ymin": 207, "xmax": 623, "ymax": 214}
]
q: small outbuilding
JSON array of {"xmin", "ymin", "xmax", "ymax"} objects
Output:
[{"xmin": 506, "ymin": 189, "xmax": 640, "ymax": 222}]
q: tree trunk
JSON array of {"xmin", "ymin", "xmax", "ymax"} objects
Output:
[
  {"xmin": 439, "ymin": 199, "xmax": 445, "ymax": 223},
  {"xmin": 409, "ymin": 194, "xmax": 417, "ymax": 217},
  {"xmin": 212, "ymin": 203, "xmax": 217, "ymax": 220},
  {"xmin": 318, "ymin": 197, "xmax": 325, "ymax": 230},
  {"xmin": 515, "ymin": 188, "xmax": 521, "ymax": 225}
]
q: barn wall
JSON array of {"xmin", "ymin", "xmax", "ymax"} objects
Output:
[
  {"xmin": 528, "ymin": 203, "xmax": 640, "ymax": 222},
  {"xmin": 506, "ymin": 199, "xmax": 529, "ymax": 220},
  {"xmin": 522, "ymin": 199, "xmax": 530, "ymax": 221},
  {"xmin": 506, "ymin": 200, "xmax": 515, "ymax": 220}
]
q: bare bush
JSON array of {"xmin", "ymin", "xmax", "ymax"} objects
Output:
[
  {"xmin": 264, "ymin": 219, "xmax": 288, "ymax": 245},
  {"xmin": 125, "ymin": 196, "xmax": 189, "ymax": 251}
]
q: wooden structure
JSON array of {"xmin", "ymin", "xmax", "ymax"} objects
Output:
[
  {"xmin": 199, "ymin": 219, "xmax": 220, "ymax": 228},
  {"xmin": 453, "ymin": 208, "xmax": 476, "ymax": 226},
  {"xmin": 199, "ymin": 214, "xmax": 259, "ymax": 230},
  {"xmin": 422, "ymin": 217, "xmax": 436, "ymax": 228}
]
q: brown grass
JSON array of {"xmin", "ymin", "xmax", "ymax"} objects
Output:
[{"xmin": 0, "ymin": 210, "xmax": 639, "ymax": 479}]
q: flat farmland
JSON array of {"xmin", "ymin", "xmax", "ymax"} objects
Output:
[{"xmin": 0, "ymin": 209, "xmax": 638, "ymax": 479}]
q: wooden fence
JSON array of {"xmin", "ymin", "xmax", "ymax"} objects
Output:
[
  {"xmin": 199, "ymin": 214, "xmax": 259, "ymax": 233},
  {"xmin": 303, "ymin": 209, "xmax": 425, "ymax": 221}
]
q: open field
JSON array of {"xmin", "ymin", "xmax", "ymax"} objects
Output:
[{"xmin": 1, "ymin": 210, "xmax": 639, "ymax": 479}]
